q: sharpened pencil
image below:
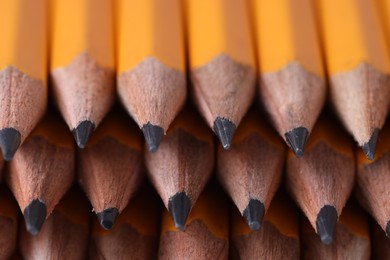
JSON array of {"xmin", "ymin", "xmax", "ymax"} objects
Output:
[
  {"xmin": 251, "ymin": 0, "xmax": 326, "ymax": 157},
  {"xmin": 145, "ymin": 108, "xmax": 214, "ymax": 230},
  {"xmin": 301, "ymin": 201, "xmax": 371, "ymax": 259},
  {"xmin": 117, "ymin": 0, "xmax": 186, "ymax": 152},
  {"xmin": 286, "ymin": 114, "xmax": 355, "ymax": 245},
  {"xmin": 89, "ymin": 186, "xmax": 160, "ymax": 260},
  {"xmin": 19, "ymin": 187, "xmax": 90, "ymax": 259},
  {"xmin": 158, "ymin": 185, "xmax": 229, "ymax": 260},
  {"xmin": 217, "ymin": 109, "xmax": 285, "ymax": 231},
  {"xmin": 315, "ymin": 0, "xmax": 390, "ymax": 160},
  {"xmin": 0, "ymin": 0, "xmax": 48, "ymax": 160},
  {"xmin": 6, "ymin": 112, "xmax": 75, "ymax": 235},
  {"xmin": 51, "ymin": 0, "xmax": 115, "ymax": 148},
  {"xmin": 231, "ymin": 192, "xmax": 300, "ymax": 260},
  {"xmin": 185, "ymin": 0, "xmax": 256, "ymax": 149},
  {"xmin": 355, "ymin": 119, "xmax": 390, "ymax": 237},
  {"xmin": 78, "ymin": 109, "xmax": 144, "ymax": 230}
]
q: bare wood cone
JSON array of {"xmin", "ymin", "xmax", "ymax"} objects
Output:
[
  {"xmin": 158, "ymin": 186, "xmax": 229, "ymax": 260},
  {"xmin": 145, "ymin": 108, "xmax": 214, "ymax": 229},
  {"xmin": 51, "ymin": 52, "xmax": 115, "ymax": 131},
  {"xmin": 301, "ymin": 201, "xmax": 371, "ymax": 259},
  {"xmin": 20, "ymin": 187, "xmax": 90, "ymax": 260},
  {"xmin": 89, "ymin": 186, "xmax": 160, "ymax": 260},
  {"xmin": 355, "ymin": 119, "xmax": 390, "ymax": 237},
  {"xmin": 217, "ymin": 109, "xmax": 285, "ymax": 230},
  {"xmin": 78, "ymin": 110, "xmax": 144, "ymax": 229},
  {"xmin": 6, "ymin": 112, "xmax": 75, "ymax": 234},
  {"xmin": 231, "ymin": 192, "xmax": 300, "ymax": 260},
  {"xmin": 286, "ymin": 114, "xmax": 355, "ymax": 243}
]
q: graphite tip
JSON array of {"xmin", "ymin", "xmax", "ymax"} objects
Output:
[
  {"xmin": 0, "ymin": 128, "xmax": 21, "ymax": 161},
  {"xmin": 97, "ymin": 207, "xmax": 119, "ymax": 230},
  {"xmin": 168, "ymin": 192, "xmax": 191, "ymax": 231},
  {"xmin": 316, "ymin": 205, "xmax": 338, "ymax": 245},
  {"xmin": 213, "ymin": 117, "xmax": 236, "ymax": 150},
  {"xmin": 72, "ymin": 120, "xmax": 95, "ymax": 149},
  {"xmin": 23, "ymin": 199, "xmax": 47, "ymax": 236},
  {"xmin": 142, "ymin": 123, "xmax": 164, "ymax": 152},
  {"xmin": 243, "ymin": 199, "xmax": 265, "ymax": 231},
  {"xmin": 285, "ymin": 127, "xmax": 309, "ymax": 158},
  {"xmin": 386, "ymin": 221, "xmax": 390, "ymax": 238},
  {"xmin": 361, "ymin": 128, "xmax": 380, "ymax": 160}
]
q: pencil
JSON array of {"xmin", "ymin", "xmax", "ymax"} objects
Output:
[
  {"xmin": 0, "ymin": 0, "xmax": 47, "ymax": 161},
  {"xmin": 158, "ymin": 185, "xmax": 229, "ymax": 259},
  {"xmin": 315, "ymin": 0, "xmax": 390, "ymax": 160},
  {"xmin": 372, "ymin": 221, "xmax": 390, "ymax": 259},
  {"xmin": 286, "ymin": 114, "xmax": 355, "ymax": 245},
  {"xmin": 0, "ymin": 187, "xmax": 18, "ymax": 260},
  {"xmin": 145, "ymin": 108, "xmax": 214, "ymax": 230},
  {"xmin": 355, "ymin": 119, "xmax": 390, "ymax": 237},
  {"xmin": 231, "ymin": 192, "xmax": 299, "ymax": 259},
  {"xmin": 6, "ymin": 112, "xmax": 75, "ymax": 235},
  {"xmin": 301, "ymin": 201, "xmax": 371, "ymax": 259},
  {"xmin": 78, "ymin": 109, "xmax": 144, "ymax": 230},
  {"xmin": 19, "ymin": 187, "xmax": 90, "ymax": 259},
  {"xmin": 185, "ymin": 0, "xmax": 256, "ymax": 149},
  {"xmin": 250, "ymin": 0, "xmax": 326, "ymax": 157},
  {"xmin": 217, "ymin": 109, "xmax": 285, "ymax": 230},
  {"xmin": 89, "ymin": 186, "xmax": 160, "ymax": 259},
  {"xmin": 117, "ymin": 0, "xmax": 186, "ymax": 152},
  {"xmin": 50, "ymin": 0, "xmax": 115, "ymax": 148}
]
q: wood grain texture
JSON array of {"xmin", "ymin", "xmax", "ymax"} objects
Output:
[
  {"xmin": 118, "ymin": 57, "xmax": 186, "ymax": 131},
  {"xmin": 231, "ymin": 193, "xmax": 299, "ymax": 260},
  {"xmin": 355, "ymin": 119, "xmax": 390, "ymax": 233},
  {"xmin": 286, "ymin": 115, "xmax": 355, "ymax": 232},
  {"xmin": 0, "ymin": 66, "xmax": 46, "ymax": 142},
  {"xmin": 301, "ymin": 201, "xmax": 370, "ymax": 259},
  {"xmin": 190, "ymin": 54, "xmax": 255, "ymax": 128},
  {"xmin": 158, "ymin": 186, "xmax": 229, "ymax": 260},
  {"xmin": 0, "ymin": 188, "xmax": 18, "ymax": 259},
  {"xmin": 89, "ymin": 187, "xmax": 160, "ymax": 260},
  {"xmin": 260, "ymin": 62, "xmax": 325, "ymax": 136},
  {"xmin": 51, "ymin": 52, "xmax": 115, "ymax": 129},
  {"xmin": 6, "ymin": 112, "xmax": 75, "ymax": 217},
  {"xmin": 145, "ymin": 108, "xmax": 214, "ymax": 210},
  {"xmin": 329, "ymin": 63, "xmax": 390, "ymax": 145},
  {"xmin": 19, "ymin": 188, "xmax": 90, "ymax": 260},
  {"xmin": 217, "ymin": 110, "xmax": 285, "ymax": 214},
  {"xmin": 78, "ymin": 110, "xmax": 143, "ymax": 213}
]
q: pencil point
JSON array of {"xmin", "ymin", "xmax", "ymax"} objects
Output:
[
  {"xmin": 96, "ymin": 207, "xmax": 119, "ymax": 230},
  {"xmin": 168, "ymin": 192, "xmax": 191, "ymax": 231},
  {"xmin": 0, "ymin": 128, "xmax": 21, "ymax": 161},
  {"xmin": 23, "ymin": 200, "xmax": 47, "ymax": 236},
  {"xmin": 72, "ymin": 120, "xmax": 95, "ymax": 148},
  {"xmin": 213, "ymin": 117, "xmax": 236, "ymax": 149},
  {"xmin": 243, "ymin": 199, "xmax": 265, "ymax": 231},
  {"xmin": 361, "ymin": 128, "xmax": 379, "ymax": 160},
  {"xmin": 285, "ymin": 127, "xmax": 309, "ymax": 158},
  {"xmin": 142, "ymin": 123, "xmax": 164, "ymax": 152},
  {"xmin": 386, "ymin": 221, "xmax": 390, "ymax": 238},
  {"xmin": 316, "ymin": 205, "xmax": 337, "ymax": 245}
]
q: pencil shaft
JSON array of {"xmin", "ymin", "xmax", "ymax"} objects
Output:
[
  {"xmin": 252, "ymin": 0, "xmax": 325, "ymax": 144},
  {"xmin": 0, "ymin": 0, "xmax": 48, "ymax": 159},
  {"xmin": 186, "ymin": 0, "xmax": 256, "ymax": 144},
  {"xmin": 51, "ymin": 0, "xmax": 115, "ymax": 140},
  {"xmin": 117, "ymin": 0, "xmax": 186, "ymax": 142}
]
